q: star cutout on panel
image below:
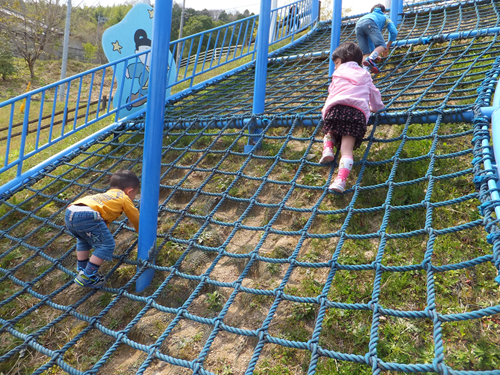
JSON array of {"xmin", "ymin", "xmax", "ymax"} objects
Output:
[
  {"xmin": 148, "ymin": 8, "xmax": 154, "ymax": 18},
  {"xmin": 112, "ymin": 40, "xmax": 123, "ymax": 54}
]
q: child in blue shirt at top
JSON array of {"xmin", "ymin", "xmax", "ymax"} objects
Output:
[{"xmin": 355, "ymin": 4, "xmax": 398, "ymax": 74}]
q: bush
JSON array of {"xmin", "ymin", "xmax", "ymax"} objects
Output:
[
  {"xmin": 0, "ymin": 49, "xmax": 16, "ymax": 80},
  {"xmin": 83, "ymin": 42, "xmax": 97, "ymax": 63}
]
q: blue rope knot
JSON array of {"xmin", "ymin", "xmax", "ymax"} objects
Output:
[
  {"xmin": 148, "ymin": 346, "xmax": 157, "ymax": 356},
  {"xmin": 308, "ymin": 341, "xmax": 318, "ymax": 353},
  {"xmin": 425, "ymin": 306, "xmax": 439, "ymax": 322},
  {"xmin": 366, "ymin": 352, "xmax": 380, "ymax": 369},
  {"xmin": 486, "ymin": 231, "xmax": 500, "ymax": 245},
  {"xmin": 367, "ymin": 301, "xmax": 379, "ymax": 313},
  {"xmin": 192, "ymin": 361, "xmax": 202, "ymax": 373},
  {"xmin": 433, "ymin": 360, "xmax": 449, "ymax": 375},
  {"xmin": 421, "ymin": 258, "xmax": 432, "ymax": 272},
  {"xmin": 138, "ymin": 258, "xmax": 149, "ymax": 267},
  {"xmin": 116, "ymin": 332, "xmax": 126, "ymax": 342},
  {"xmin": 471, "ymin": 156, "xmax": 483, "ymax": 166},
  {"xmin": 479, "ymin": 200, "xmax": 500, "ymax": 217},
  {"xmin": 426, "ymin": 227, "xmax": 434, "ymax": 236},
  {"xmin": 256, "ymin": 327, "xmax": 266, "ymax": 341},
  {"xmin": 24, "ymin": 333, "xmax": 36, "ymax": 344},
  {"xmin": 472, "ymin": 115, "xmax": 489, "ymax": 125}
]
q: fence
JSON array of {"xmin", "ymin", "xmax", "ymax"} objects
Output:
[
  {"xmin": 0, "ymin": 0, "xmax": 315, "ymax": 193},
  {"xmin": 178, "ymin": 45, "xmax": 243, "ymax": 69}
]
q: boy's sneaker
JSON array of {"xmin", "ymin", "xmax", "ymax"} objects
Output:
[
  {"xmin": 319, "ymin": 147, "xmax": 334, "ymax": 163},
  {"xmin": 363, "ymin": 57, "xmax": 380, "ymax": 74},
  {"xmin": 76, "ymin": 265, "xmax": 86, "ymax": 273},
  {"xmin": 329, "ymin": 178, "xmax": 346, "ymax": 193},
  {"xmin": 74, "ymin": 270, "xmax": 105, "ymax": 289}
]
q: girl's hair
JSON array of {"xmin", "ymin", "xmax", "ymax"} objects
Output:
[
  {"xmin": 371, "ymin": 3, "xmax": 386, "ymax": 12},
  {"xmin": 331, "ymin": 42, "xmax": 363, "ymax": 66}
]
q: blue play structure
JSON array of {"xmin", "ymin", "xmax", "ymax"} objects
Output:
[{"xmin": 1, "ymin": 0, "xmax": 500, "ymax": 373}]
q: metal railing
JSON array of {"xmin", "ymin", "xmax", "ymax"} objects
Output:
[
  {"xmin": 0, "ymin": 0, "xmax": 315, "ymax": 192},
  {"xmin": 178, "ymin": 45, "xmax": 243, "ymax": 69}
]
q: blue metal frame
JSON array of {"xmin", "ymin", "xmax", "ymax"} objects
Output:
[
  {"xmin": 247, "ymin": 0, "xmax": 273, "ymax": 154},
  {"xmin": 328, "ymin": 0, "xmax": 342, "ymax": 76},
  {"xmin": 311, "ymin": 0, "xmax": 319, "ymax": 26},
  {"xmin": 269, "ymin": 0, "xmax": 314, "ymax": 45},
  {"xmin": 0, "ymin": 0, "xmax": 314, "ymax": 190},
  {"xmin": 158, "ymin": 108, "xmax": 491, "ymax": 131},
  {"xmin": 136, "ymin": 0, "xmax": 173, "ymax": 293},
  {"xmin": 0, "ymin": 120, "xmax": 127, "ymax": 196},
  {"xmin": 0, "ymin": 51, "xmax": 151, "ymax": 180},
  {"xmin": 342, "ymin": 0, "xmax": 464, "ymax": 24},
  {"xmin": 487, "ymin": 73, "xmax": 500, "ymax": 221},
  {"xmin": 391, "ymin": 0, "xmax": 400, "ymax": 25},
  {"xmin": 0, "ymin": 0, "xmax": 314, "ymax": 290}
]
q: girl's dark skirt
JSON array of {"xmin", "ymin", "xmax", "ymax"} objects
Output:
[{"xmin": 323, "ymin": 104, "xmax": 367, "ymax": 150}]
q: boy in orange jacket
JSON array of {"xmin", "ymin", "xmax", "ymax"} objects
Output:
[{"xmin": 65, "ymin": 170, "xmax": 140, "ymax": 288}]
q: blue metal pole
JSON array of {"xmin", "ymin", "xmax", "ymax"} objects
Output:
[
  {"xmin": 328, "ymin": 0, "xmax": 342, "ymax": 76},
  {"xmin": 391, "ymin": 0, "xmax": 400, "ymax": 26},
  {"xmin": 398, "ymin": 0, "xmax": 404, "ymax": 20},
  {"xmin": 312, "ymin": 0, "xmax": 319, "ymax": 25},
  {"xmin": 136, "ymin": 0, "xmax": 173, "ymax": 292},
  {"xmin": 246, "ymin": 0, "xmax": 272, "ymax": 153},
  {"xmin": 17, "ymin": 97, "xmax": 31, "ymax": 177}
]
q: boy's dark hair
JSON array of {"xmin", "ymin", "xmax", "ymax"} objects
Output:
[
  {"xmin": 331, "ymin": 42, "xmax": 363, "ymax": 66},
  {"xmin": 110, "ymin": 170, "xmax": 140, "ymax": 191},
  {"xmin": 371, "ymin": 3, "xmax": 386, "ymax": 12}
]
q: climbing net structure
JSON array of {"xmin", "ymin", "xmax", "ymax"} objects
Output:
[{"xmin": 1, "ymin": 1, "xmax": 500, "ymax": 374}]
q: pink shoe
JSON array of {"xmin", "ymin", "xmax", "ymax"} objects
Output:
[
  {"xmin": 320, "ymin": 135, "xmax": 334, "ymax": 163},
  {"xmin": 329, "ymin": 178, "xmax": 346, "ymax": 193},
  {"xmin": 319, "ymin": 147, "xmax": 334, "ymax": 163}
]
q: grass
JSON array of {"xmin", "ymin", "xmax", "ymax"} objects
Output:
[{"xmin": 0, "ymin": 29, "xmax": 500, "ymax": 375}]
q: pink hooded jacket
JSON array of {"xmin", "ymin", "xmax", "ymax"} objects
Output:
[{"xmin": 321, "ymin": 61, "xmax": 385, "ymax": 124}]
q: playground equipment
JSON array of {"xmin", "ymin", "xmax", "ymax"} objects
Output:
[{"xmin": 1, "ymin": 0, "xmax": 500, "ymax": 373}]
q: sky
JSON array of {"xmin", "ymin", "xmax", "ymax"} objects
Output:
[{"xmin": 77, "ymin": 0, "xmax": 382, "ymax": 18}]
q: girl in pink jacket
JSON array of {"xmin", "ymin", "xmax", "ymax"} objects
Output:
[{"xmin": 320, "ymin": 42, "xmax": 385, "ymax": 193}]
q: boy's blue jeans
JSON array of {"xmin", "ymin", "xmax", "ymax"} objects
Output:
[
  {"xmin": 65, "ymin": 210, "xmax": 115, "ymax": 261},
  {"xmin": 355, "ymin": 19, "xmax": 387, "ymax": 55}
]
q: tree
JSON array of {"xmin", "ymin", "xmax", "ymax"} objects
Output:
[
  {"xmin": 0, "ymin": 0, "xmax": 66, "ymax": 78},
  {"xmin": 321, "ymin": 0, "xmax": 352, "ymax": 21},
  {"xmin": 207, "ymin": 9, "xmax": 222, "ymax": 21},
  {"xmin": 183, "ymin": 14, "xmax": 213, "ymax": 37},
  {"xmin": 218, "ymin": 10, "xmax": 229, "ymax": 22},
  {"xmin": 0, "ymin": 40, "xmax": 16, "ymax": 80}
]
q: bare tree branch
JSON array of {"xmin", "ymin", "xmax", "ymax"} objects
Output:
[{"xmin": 0, "ymin": 0, "xmax": 66, "ymax": 78}]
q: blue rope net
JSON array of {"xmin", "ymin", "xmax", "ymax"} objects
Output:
[{"xmin": 1, "ymin": 1, "xmax": 500, "ymax": 374}]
